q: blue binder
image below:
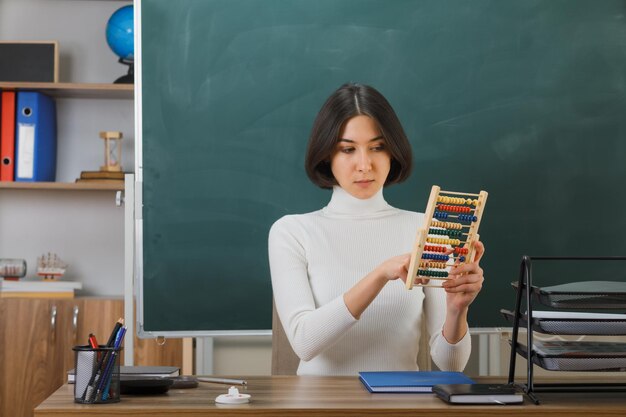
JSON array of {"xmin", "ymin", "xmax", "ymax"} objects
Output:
[
  {"xmin": 359, "ymin": 371, "xmax": 475, "ymax": 393},
  {"xmin": 14, "ymin": 91, "xmax": 57, "ymax": 182}
]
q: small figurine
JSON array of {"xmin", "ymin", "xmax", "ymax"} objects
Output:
[{"xmin": 37, "ymin": 253, "xmax": 67, "ymax": 280}]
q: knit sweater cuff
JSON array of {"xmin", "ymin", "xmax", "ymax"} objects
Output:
[{"xmin": 430, "ymin": 329, "xmax": 471, "ymax": 371}]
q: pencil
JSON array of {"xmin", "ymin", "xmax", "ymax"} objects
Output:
[{"xmin": 105, "ymin": 318, "xmax": 124, "ymax": 347}]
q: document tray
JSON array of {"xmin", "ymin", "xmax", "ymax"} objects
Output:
[
  {"xmin": 531, "ymin": 281, "xmax": 626, "ymax": 309},
  {"xmin": 501, "ymin": 309, "xmax": 626, "ymax": 335},
  {"xmin": 515, "ymin": 341, "xmax": 626, "ymax": 371}
]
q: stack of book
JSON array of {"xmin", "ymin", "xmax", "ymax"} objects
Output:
[
  {"xmin": 0, "ymin": 279, "xmax": 82, "ymax": 298},
  {"xmin": 67, "ymin": 366, "xmax": 180, "ymax": 384},
  {"xmin": 75, "ymin": 170, "xmax": 125, "ymax": 185}
]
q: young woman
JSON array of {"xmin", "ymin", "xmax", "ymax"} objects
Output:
[{"xmin": 268, "ymin": 83, "xmax": 485, "ymax": 376}]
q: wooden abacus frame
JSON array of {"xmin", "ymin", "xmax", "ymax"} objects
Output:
[{"xmin": 406, "ymin": 185, "xmax": 488, "ymax": 290}]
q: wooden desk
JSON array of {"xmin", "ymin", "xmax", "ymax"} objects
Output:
[{"xmin": 35, "ymin": 376, "xmax": 626, "ymax": 416}]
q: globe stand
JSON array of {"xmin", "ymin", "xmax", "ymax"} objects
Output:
[{"xmin": 114, "ymin": 58, "xmax": 134, "ymax": 84}]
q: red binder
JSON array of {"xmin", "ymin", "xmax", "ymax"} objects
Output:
[{"xmin": 1, "ymin": 90, "xmax": 16, "ymax": 181}]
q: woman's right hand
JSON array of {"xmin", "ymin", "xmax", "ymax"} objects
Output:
[
  {"xmin": 375, "ymin": 253, "xmax": 411, "ymax": 283},
  {"xmin": 344, "ymin": 253, "xmax": 411, "ymax": 319}
]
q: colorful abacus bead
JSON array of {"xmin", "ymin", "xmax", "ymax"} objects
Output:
[
  {"xmin": 420, "ymin": 261, "xmax": 447, "ymax": 269},
  {"xmin": 417, "ymin": 269, "xmax": 449, "ymax": 278},
  {"xmin": 445, "ymin": 197, "xmax": 468, "ymax": 205},
  {"xmin": 429, "ymin": 228, "xmax": 461, "ymax": 236},
  {"xmin": 458, "ymin": 214, "xmax": 478, "ymax": 222},
  {"xmin": 424, "ymin": 245, "xmax": 446, "ymax": 253},
  {"xmin": 421, "ymin": 253, "xmax": 449, "ymax": 261},
  {"xmin": 431, "ymin": 221, "xmax": 462, "ymax": 230},
  {"xmin": 438, "ymin": 204, "xmax": 471, "ymax": 213}
]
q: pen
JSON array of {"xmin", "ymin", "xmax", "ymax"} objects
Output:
[
  {"xmin": 97, "ymin": 326, "xmax": 127, "ymax": 400},
  {"xmin": 197, "ymin": 376, "xmax": 247, "ymax": 386},
  {"xmin": 98, "ymin": 327, "xmax": 126, "ymax": 395},
  {"xmin": 88, "ymin": 333, "xmax": 98, "ymax": 349},
  {"xmin": 82, "ymin": 318, "xmax": 125, "ymax": 401},
  {"xmin": 88, "ymin": 333, "xmax": 100, "ymax": 361},
  {"xmin": 101, "ymin": 326, "xmax": 127, "ymax": 401}
]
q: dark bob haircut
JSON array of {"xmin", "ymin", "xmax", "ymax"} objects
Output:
[{"xmin": 305, "ymin": 83, "xmax": 413, "ymax": 189}]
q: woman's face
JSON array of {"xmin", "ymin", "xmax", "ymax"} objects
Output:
[{"xmin": 330, "ymin": 115, "xmax": 391, "ymax": 199}]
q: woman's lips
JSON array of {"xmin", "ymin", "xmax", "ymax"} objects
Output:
[{"xmin": 354, "ymin": 179, "xmax": 374, "ymax": 188}]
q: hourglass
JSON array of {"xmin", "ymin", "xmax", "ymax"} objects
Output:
[{"xmin": 99, "ymin": 131, "xmax": 123, "ymax": 172}]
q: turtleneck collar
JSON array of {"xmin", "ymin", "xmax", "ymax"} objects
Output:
[{"xmin": 322, "ymin": 186, "xmax": 394, "ymax": 218}]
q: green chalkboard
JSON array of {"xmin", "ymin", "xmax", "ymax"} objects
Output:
[{"xmin": 140, "ymin": 0, "xmax": 626, "ymax": 333}]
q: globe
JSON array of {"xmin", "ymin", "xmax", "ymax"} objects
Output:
[{"xmin": 106, "ymin": 5, "xmax": 134, "ymax": 61}]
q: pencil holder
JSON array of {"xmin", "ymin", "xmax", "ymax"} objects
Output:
[{"xmin": 73, "ymin": 344, "xmax": 122, "ymax": 404}]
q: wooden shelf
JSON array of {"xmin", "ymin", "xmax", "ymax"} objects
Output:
[
  {"xmin": 0, "ymin": 82, "xmax": 133, "ymax": 99},
  {"xmin": 0, "ymin": 182, "xmax": 124, "ymax": 191}
]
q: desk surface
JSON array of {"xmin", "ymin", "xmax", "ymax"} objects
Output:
[{"xmin": 35, "ymin": 376, "xmax": 626, "ymax": 417}]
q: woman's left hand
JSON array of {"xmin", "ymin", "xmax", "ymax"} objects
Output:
[{"xmin": 442, "ymin": 240, "xmax": 485, "ymax": 313}]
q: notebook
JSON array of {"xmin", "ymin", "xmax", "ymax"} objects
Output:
[
  {"xmin": 433, "ymin": 383, "xmax": 524, "ymax": 404},
  {"xmin": 68, "ymin": 365, "xmax": 180, "ymax": 383},
  {"xmin": 358, "ymin": 371, "xmax": 475, "ymax": 393}
]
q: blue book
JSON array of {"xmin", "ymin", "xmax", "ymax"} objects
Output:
[
  {"xmin": 359, "ymin": 371, "xmax": 475, "ymax": 393},
  {"xmin": 14, "ymin": 91, "xmax": 57, "ymax": 182}
]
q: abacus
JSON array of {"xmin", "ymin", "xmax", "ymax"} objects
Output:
[{"xmin": 406, "ymin": 185, "xmax": 488, "ymax": 290}]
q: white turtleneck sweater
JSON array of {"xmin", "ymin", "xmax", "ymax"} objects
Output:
[{"xmin": 268, "ymin": 186, "xmax": 471, "ymax": 376}]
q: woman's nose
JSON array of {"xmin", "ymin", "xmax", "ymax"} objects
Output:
[{"xmin": 357, "ymin": 151, "xmax": 372, "ymax": 172}]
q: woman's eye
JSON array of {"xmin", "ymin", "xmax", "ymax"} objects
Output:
[
  {"xmin": 340, "ymin": 147, "xmax": 355, "ymax": 154},
  {"xmin": 371, "ymin": 145, "xmax": 386, "ymax": 152}
]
